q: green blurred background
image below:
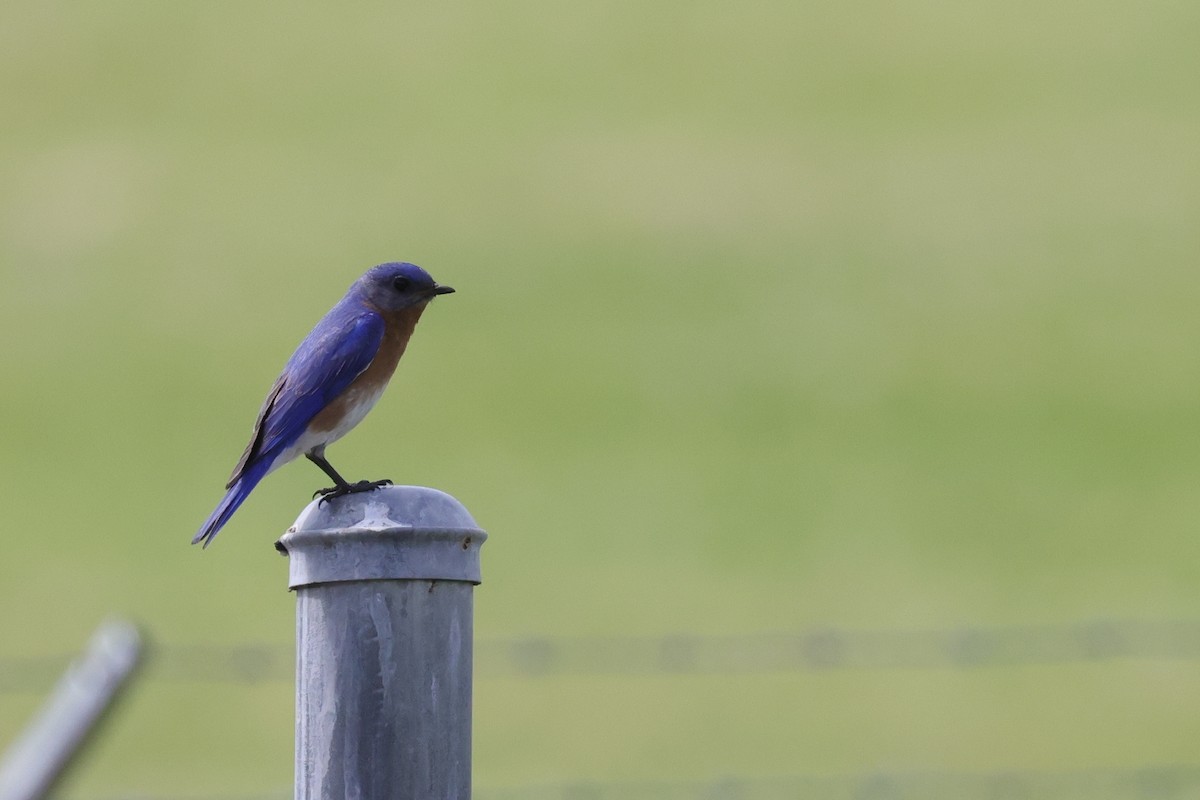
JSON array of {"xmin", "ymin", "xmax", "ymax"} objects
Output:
[{"xmin": 2, "ymin": 0, "xmax": 1200, "ymax": 796}]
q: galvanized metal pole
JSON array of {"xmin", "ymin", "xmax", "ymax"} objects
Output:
[
  {"xmin": 275, "ymin": 485, "xmax": 486, "ymax": 800},
  {"xmin": 0, "ymin": 620, "xmax": 144, "ymax": 800}
]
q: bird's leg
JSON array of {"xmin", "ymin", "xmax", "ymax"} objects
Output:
[{"xmin": 306, "ymin": 452, "xmax": 392, "ymax": 503}]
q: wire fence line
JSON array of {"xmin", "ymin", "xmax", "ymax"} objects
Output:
[
  {"xmin": 474, "ymin": 765, "xmax": 1200, "ymax": 800},
  {"xmin": 74, "ymin": 764, "xmax": 1200, "ymax": 800},
  {"xmin": 5, "ymin": 617, "xmax": 1200, "ymax": 695}
]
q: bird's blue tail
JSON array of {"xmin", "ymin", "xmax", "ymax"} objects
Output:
[{"xmin": 192, "ymin": 459, "xmax": 272, "ymax": 548}]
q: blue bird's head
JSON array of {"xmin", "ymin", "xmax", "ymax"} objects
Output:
[{"xmin": 357, "ymin": 262, "xmax": 454, "ymax": 312}]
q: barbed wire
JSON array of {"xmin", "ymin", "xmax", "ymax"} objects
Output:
[
  {"xmin": 76, "ymin": 764, "xmax": 1200, "ymax": 800},
  {"xmin": 21, "ymin": 620, "xmax": 1200, "ymax": 800},
  {"xmin": 475, "ymin": 765, "xmax": 1200, "ymax": 800},
  {"xmin": 5, "ymin": 617, "xmax": 1200, "ymax": 695}
]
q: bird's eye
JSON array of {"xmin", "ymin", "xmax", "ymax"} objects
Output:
[{"xmin": 392, "ymin": 276, "xmax": 412, "ymax": 292}]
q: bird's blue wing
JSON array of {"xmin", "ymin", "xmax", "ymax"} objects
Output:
[{"xmin": 227, "ymin": 308, "xmax": 384, "ymax": 487}]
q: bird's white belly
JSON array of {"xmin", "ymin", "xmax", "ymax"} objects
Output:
[
  {"xmin": 270, "ymin": 384, "xmax": 388, "ymax": 473},
  {"xmin": 323, "ymin": 383, "xmax": 386, "ymax": 442}
]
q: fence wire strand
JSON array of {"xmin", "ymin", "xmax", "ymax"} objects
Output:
[
  {"xmin": 77, "ymin": 764, "xmax": 1200, "ymax": 800},
  {"xmin": 9, "ymin": 620, "xmax": 1200, "ymax": 800},
  {"xmin": 5, "ymin": 618, "xmax": 1200, "ymax": 694}
]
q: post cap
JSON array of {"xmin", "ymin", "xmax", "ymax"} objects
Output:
[{"xmin": 275, "ymin": 485, "xmax": 486, "ymax": 589}]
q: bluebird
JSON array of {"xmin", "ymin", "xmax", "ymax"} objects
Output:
[{"xmin": 192, "ymin": 262, "xmax": 454, "ymax": 548}]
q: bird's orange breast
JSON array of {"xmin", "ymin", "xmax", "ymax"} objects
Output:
[{"xmin": 307, "ymin": 304, "xmax": 426, "ymax": 436}]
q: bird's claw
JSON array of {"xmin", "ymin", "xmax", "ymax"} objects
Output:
[{"xmin": 314, "ymin": 479, "xmax": 394, "ymax": 504}]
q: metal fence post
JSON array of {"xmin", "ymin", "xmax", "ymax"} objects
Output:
[
  {"xmin": 275, "ymin": 485, "xmax": 486, "ymax": 800},
  {"xmin": 0, "ymin": 620, "xmax": 144, "ymax": 800}
]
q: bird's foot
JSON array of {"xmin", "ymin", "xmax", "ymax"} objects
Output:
[{"xmin": 314, "ymin": 479, "xmax": 393, "ymax": 504}]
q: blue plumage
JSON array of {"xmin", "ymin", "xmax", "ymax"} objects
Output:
[
  {"xmin": 193, "ymin": 263, "xmax": 453, "ymax": 548},
  {"xmin": 248, "ymin": 312, "xmax": 384, "ymax": 468}
]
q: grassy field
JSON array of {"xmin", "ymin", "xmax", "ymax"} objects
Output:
[{"xmin": 2, "ymin": 1, "xmax": 1200, "ymax": 795}]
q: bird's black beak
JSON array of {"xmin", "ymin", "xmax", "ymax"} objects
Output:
[{"xmin": 432, "ymin": 284, "xmax": 455, "ymax": 296}]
